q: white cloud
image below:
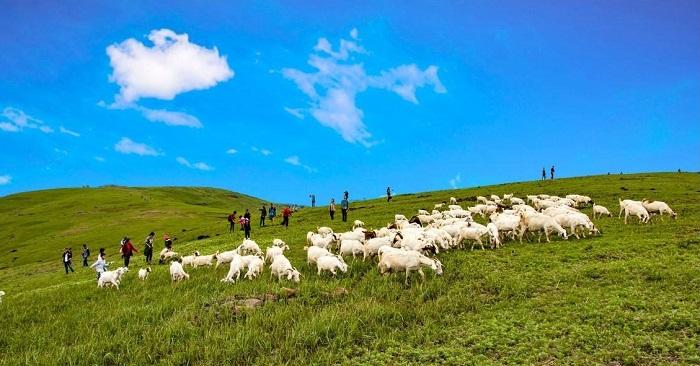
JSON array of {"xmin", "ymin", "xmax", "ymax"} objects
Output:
[
  {"xmin": 94, "ymin": 156, "xmax": 105, "ymax": 162},
  {"xmin": 54, "ymin": 148, "xmax": 68, "ymax": 155},
  {"xmin": 0, "ymin": 122, "xmax": 20, "ymax": 132},
  {"xmin": 176, "ymin": 156, "xmax": 213, "ymax": 171},
  {"xmin": 284, "ymin": 155, "xmax": 316, "ymax": 173},
  {"xmin": 284, "ymin": 107, "xmax": 304, "ymax": 119},
  {"xmin": 251, "ymin": 147, "xmax": 272, "ymax": 156},
  {"xmin": 284, "ymin": 155, "xmax": 301, "ymax": 165},
  {"xmin": 0, "ymin": 175, "xmax": 11, "ymax": 185},
  {"xmin": 1, "ymin": 107, "xmax": 54, "ymax": 134},
  {"xmin": 59, "ymin": 126, "xmax": 80, "ymax": 137},
  {"xmin": 282, "ymin": 29, "xmax": 445, "ymax": 147},
  {"xmin": 107, "ymin": 29, "xmax": 234, "ymax": 103},
  {"xmin": 114, "ymin": 137, "xmax": 161, "ymax": 156},
  {"xmin": 449, "ymin": 174, "xmax": 461, "ymax": 189},
  {"xmin": 138, "ymin": 107, "xmax": 202, "ymax": 128},
  {"xmin": 226, "ymin": 148, "xmax": 238, "ymax": 154}
]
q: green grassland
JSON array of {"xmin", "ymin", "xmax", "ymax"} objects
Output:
[{"xmin": 0, "ymin": 172, "xmax": 699, "ymax": 365}]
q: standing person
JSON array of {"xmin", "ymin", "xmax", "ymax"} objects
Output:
[
  {"xmin": 282, "ymin": 206, "xmax": 292, "ymax": 228},
  {"xmin": 329, "ymin": 199, "xmax": 336, "ymax": 220},
  {"xmin": 550, "ymin": 165, "xmax": 555, "ymax": 180},
  {"xmin": 387, "ymin": 186, "xmax": 393, "ymax": 202},
  {"xmin": 81, "ymin": 244, "xmax": 90, "ymax": 267},
  {"xmin": 62, "ymin": 248, "xmax": 74, "ymax": 274},
  {"xmin": 143, "ymin": 232, "xmax": 155, "ymax": 265},
  {"xmin": 310, "ymin": 194, "xmax": 316, "ymax": 208},
  {"xmin": 227, "ymin": 211, "xmax": 237, "ymax": 233},
  {"xmin": 238, "ymin": 215, "xmax": 245, "ymax": 231},
  {"xmin": 341, "ymin": 196, "xmax": 349, "ymax": 222},
  {"xmin": 244, "ymin": 209, "xmax": 252, "ymax": 239},
  {"xmin": 268, "ymin": 204, "xmax": 276, "ymax": 223},
  {"xmin": 541, "ymin": 167, "xmax": 546, "ymax": 180},
  {"xmin": 120, "ymin": 237, "xmax": 138, "ymax": 268},
  {"xmin": 259, "ymin": 205, "xmax": 267, "ymax": 227},
  {"xmin": 90, "ymin": 249, "xmax": 108, "ymax": 281},
  {"xmin": 163, "ymin": 233, "xmax": 173, "ymax": 251}
]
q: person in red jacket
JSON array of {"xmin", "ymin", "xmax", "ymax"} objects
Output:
[
  {"xmin": 282, "ymin": 206, "xmax": 292, "ymax": 228},
  {"xmin": 120, "ymin": 237, "xmax": 138, "ymax": 267}
]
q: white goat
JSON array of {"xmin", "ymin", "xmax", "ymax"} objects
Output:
[
  {"xmin": 642, "ymin": 200, "xmax": 677, "ymax": 220},
  {"xmin": 592, "ymin": 204, "xmax": 612, "ymax": 219},
  {"xmin": 269, "ymin": 255, "xmax": 301, "ymax": 283},
  {"xmin": 378, "ymin": 251, "xmax": 443, "ymax": 285},
  {"xmin": 316, "ymin": 255, "xmax": 348, "ymax": 276},
  {"xmin": 169, "ymin": 261, "xmax": 190, "ymax": 282},
  {"xmin": 137, "ymin": 267, "xmax": 151, "ymax": 280},
  {"xmin": 339, "ymin": 239, "xmax": 365, "ymax": 259},
  {"xmin": 98, "ymin": 267, "xmax": 129, "ymax": 289},
  {"xmin": 244, "ymin": 256, "xmax": 264, "ymax": 280}
]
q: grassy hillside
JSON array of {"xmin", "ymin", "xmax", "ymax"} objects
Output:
[
  {"xmin": 0, "ymin": 186, "xmax": 264, "ymax": 288},
  {"xmin": 0, "ymin": 172, "xmax": 699, "ymax": 365}
]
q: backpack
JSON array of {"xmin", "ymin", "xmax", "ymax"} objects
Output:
[{"xmin": 227, "ymin": 214, "xmax": 234, "ymax": 223}]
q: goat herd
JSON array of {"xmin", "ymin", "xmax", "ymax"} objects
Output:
[{"xmin": 89, "ymin": 193, "xmax": 678, "ymax": 289}]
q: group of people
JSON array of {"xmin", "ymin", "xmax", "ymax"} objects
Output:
[
  {"xmin": 226, "ymin": 204, "xmax": 294, "ymax": 237},
  {"xmin": 61, "ymin": 244, "xmax": 93, "ymax": 274},
  {"xmin": 64, "ymin": 231, "xmax": 173, "ymax": 280},
  {"xmin": 329, "ymin": 191, "xmax": 350, "ymax": 222},
  {"xmin": 542, "ymin": 166, "xmax": 556, "ymax": 180}
]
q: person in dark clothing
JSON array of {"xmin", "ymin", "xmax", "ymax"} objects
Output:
[
  {"xmin": 387, "ymin": 186, "xmax": 392, "ymax": 202},
  {"xmin": 144, "ymin": 232, "xmax": 155, "ymax": 264},
  {"xmin": 310, "ymin": 194, "xmax": 316, "ymax": 208},
  {"xmin": 163, "ymin": 233, "xmax": 173, "ymax": 250},
  {"xmin": 244, "ymin": 209, "xmax": 252, "ymax": 239},
  {"xmin": 227, "ymin": 211, "xmax": 237, "ymax": 233},
  {"xmin": 282, "ymin": 206, "xmax": 292, "ymax": 228},
  {"xmin": 340, "ymin": 198, "xmax": 349, "ymax": 222},
  {"xmin": 81, "ymin": 244, "xmax": 90, "ymax": 267},
  {"xmin": 259, "ymin": 205, "xmax": 267, "ymax": 227},
  {"xmin": 120, "ymin": 237, "xmax": 138, "ymax": 267},
  {"xmin": 62, "ymin": 248, "xmax": 74, "ymax": 274},
  {"xmin": 329, "ymin": 199, "xmax": 336, "ymax": 220},
  {"xmin": 541, "ymin": 167, "xmax": 546, "ymax": 181},
  {"xmin": 550, "ymin": 165, "xmax": 555, "ymax": 180}
]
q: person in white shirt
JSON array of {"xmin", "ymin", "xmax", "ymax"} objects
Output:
[{"xmin": 89, "ymin": 249, "xmax": 108, "ymax": 281}]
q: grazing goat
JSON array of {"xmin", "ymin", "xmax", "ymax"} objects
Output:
[
  {"xmin": 137, "ymin": 267, "xmax": 151, "ymax": 280},
  {"xmin": 378, "ymin": 251, "xmax": 443, "ymax": 285},
  {"xmin": 592, "ymin": 204, "xmax": 612, "ymax": 219},
  {"xmin": 316, "ymin": 255, "xmax": 348, "ymax": 276},
  {"xmin": 170, "ymin": 261, "xmax": 190, "ymax": 282},
  {"xmin": 269, "ymin": 255, "xmax": 301, "ymax": 283}
]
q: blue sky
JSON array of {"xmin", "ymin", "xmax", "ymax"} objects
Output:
[{"xmin": 1, "ymin": 1, "xmax": 699, "ymax": 203}]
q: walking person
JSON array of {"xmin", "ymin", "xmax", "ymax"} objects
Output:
[
  {"xmin": 62, "ymin": 248, "xmax": 74, "ymax": 274},
  {"xmin": 81, "ymin": 244, "xmax": 90, "ymax": 267},
  {"xmin": 120, "ymin": 237, "xmax": 138, "ymax": 268},
  {"xmin": 244, "ymin": 209, "xmax": 252, "ymax": 239},
  {"xmin": 227, "ymin": 211, "xmax": 237, "ymax": 233},
  {"xmin": 341, "ymin": 196, "xmax": 349, "ymax": 222},
  {"xmin": 259, "ymin": 205, "xmax": 267, "ymax": 227},
  {"xmin": 143, "ymin": 232, "xmax": 155, "ymax": 265},
  {"xmin": 90, "ymin": 249, "xmax": 108, "ymax": 281},
  {"xmin": 282, "ymin": 206, "xmax": 292, "ymax": 228},
  {"xmin": 550, "ymin": 165, "xmax": 555, "ymax": 180},
  {"xmin": 268, "ymin": 204, "xmax": 276, "ymax": 223},
  {"xmin": 541, "ymin": 167, "xmax": 546, "ymax": 181},
  {"xmin": 387, "ymin": 186, "xmax": 393, "ymax": 202},
  {"xmin": 329, "ymin": 199, "xmax": 336, "ymax": 220}
]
